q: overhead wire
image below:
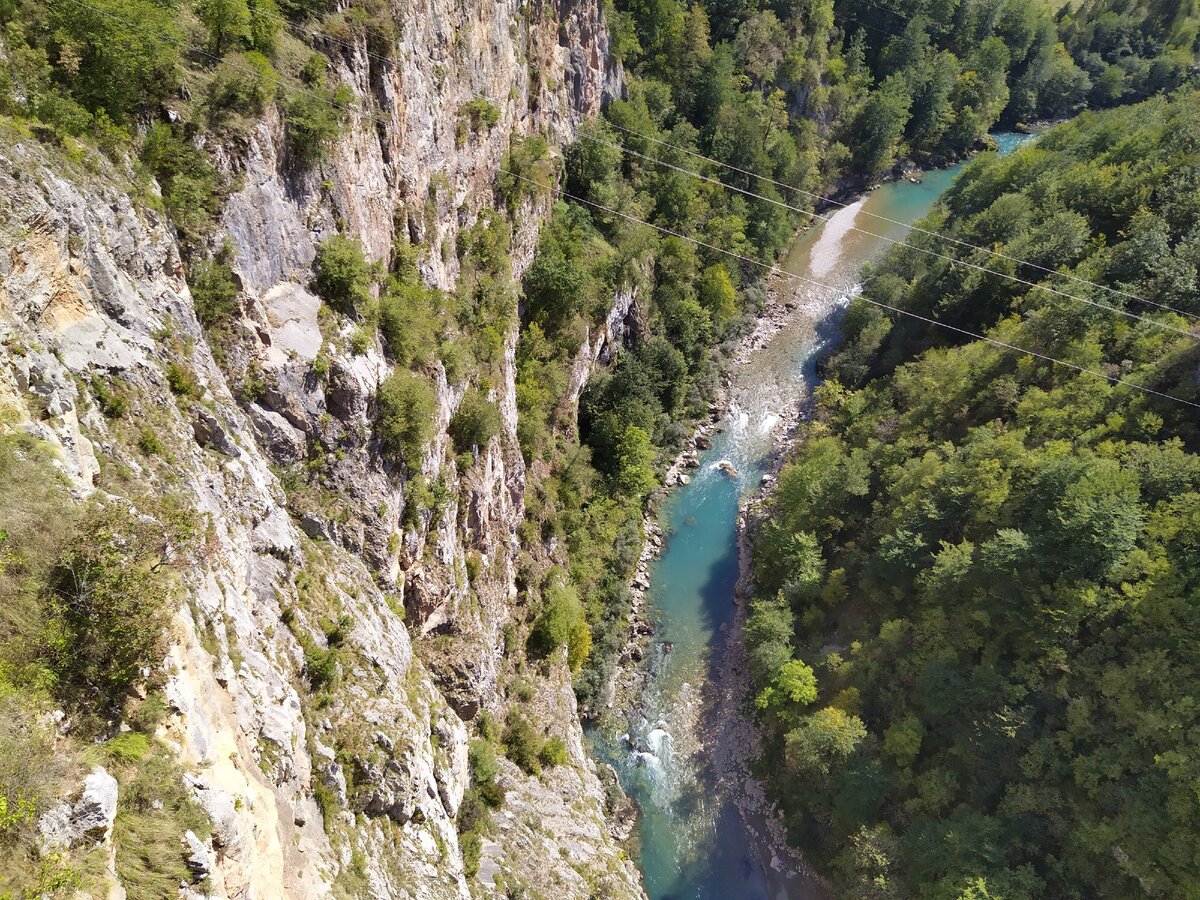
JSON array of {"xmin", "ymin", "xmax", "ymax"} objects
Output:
[
  {"xmin": 501, "ymin": 171, "xmax": 1200, "ymax": 412},
  {"xmin": 60, "ymin": 0, "xmax": 1185, "ymax": 326},
  {"xmin": 600, "ymin": 120, "xmax": 1194, "ymax": 320},
  {"xmin": 46, "ymin": 0, "xmax": 1200, "ymax": 411},
  {"xmin": 577, "ymin": 130, "xmax": 1200, "ymax": 339}
]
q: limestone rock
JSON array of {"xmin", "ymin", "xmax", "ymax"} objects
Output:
[
  {"xmin": 183, "ymin": 829, "xmax": 213, "ymax": 881},
  {"xmin": 0, "ymin": 0, "xmax": 647, "ymax": 894},
  {"xmin": 39, "ymin": 766, "xmax": 118, "ymax": 849}
]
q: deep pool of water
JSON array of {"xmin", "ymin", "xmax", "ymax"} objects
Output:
[{"xmin": 592, "ymin": 134, "xmax": 1033, "ymax": 900}]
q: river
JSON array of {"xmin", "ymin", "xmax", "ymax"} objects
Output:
[{"xmin": 590, "ymin": 134, "xmax": 1033, "ymax": 900}]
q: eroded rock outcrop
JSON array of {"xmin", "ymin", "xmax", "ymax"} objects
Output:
[{"xmin": 0, "ymin": 0, "xmax": 643, "ymax": 897}]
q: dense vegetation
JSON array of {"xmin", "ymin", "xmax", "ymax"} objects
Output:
[
  {"xmin": 612, "ymin": 0, "xmax": 1199, "ymax": 178},
  {"xmin": 513, "ymin": 0, "xmax": 1199, "ymax": 709},
  {"xmin": 746, "ymin": 93, "xmax": 1200, "ymax": 898},
  {"xmin": 0, "ymin": 432, "xmax": 203, "ymax": 896},
  {"xmin": 2, "ymin": 0, "xmax": 1198, "ymax": 889}
]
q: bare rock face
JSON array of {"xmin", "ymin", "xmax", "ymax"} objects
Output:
[
  {"xmin": 39, "ymin": 767, "xmax": 119, "ymax": 849},
  {"xmin": 0, "ymin": 1, "xmax": 644, "ymax": 897}
]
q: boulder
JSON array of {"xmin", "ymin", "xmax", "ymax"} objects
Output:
[
  {"xmin": 39, "ymin": 766, "xmax": 118, "ymax": 849},
  {"xmin": 192, "ymin": 408, "xmax": 240, "ymax": 457},
  {"xmin": 182, "ymin": 829, "xmax": 212, "ymax": 880}
]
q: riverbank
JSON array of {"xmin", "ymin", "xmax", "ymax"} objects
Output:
[{"xmin": 593, "ymin": 132, "xmax": 1037, "ymax": 898}]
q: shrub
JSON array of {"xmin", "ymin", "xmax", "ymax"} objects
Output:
[
  {"xmin": 188, "ymin": 255, "xmax": 240, "ymax": 329},
  {"xmin": 247, "ymin": 0, "xmax": 281, "ymax": 53},
  {"xmin": 284, "ymin": 64, "xmax": 353, "ymax": 164},
  {"xmin": 313, "ymin": 234, "xmax": 373, "ymax": 315},
  {"xmin": 204, "ymin": 51, "xmax": 279, "ymax": 123},
  {"xmin": 43, "ymin": 0, "xmax": 182, "ymax": 122},
  {"xmin": 140, "ymin": 124, "xmax": 221, "ymax": 253},
  {"xmin": 456, "ymin": 97, "xmax": 500, "ymax": 144},
  {"xmin": 379, "ymin": 281, "xmax": 441, "ymax": 368},
  {"xmin": 98, "ymin": 731, "xmax": 152, "ymax": 764},
  {"xmin": 538, "ymin": 736, "xmax": 568, "ymax": 769},
  {"xmin": 90, "ymin": 378, "xmax": 128, "ymax": 418},
  {"xmin": 137, "ymin": 428, "xmax": 164, "ymax": 456},
  {"xmin": 498, "ymin": 135, "xmax": 553, "ymax": 214},
  {"xmin": 165, "ymin": 361, "xmax": 201, "ymax": 398},
  {"xmin": 448, "ymin": 388, "xmax": 501, "ymax": 454},
  {"xmin": 376, "ymin": 371, "xmax": 436, "ymax": 473},
  {"xmin": 195, "ymin": 0, "xmax": 251, "ymax": 56},
  {"xmin": 502, "ymin": 714, "xmax": 542, "ymax": 776},
  {"xmin": 114, "ymin": 747, "xmax": 211, "ymax": 900},
  {"xmin": 42, "ymin": 503, "xmax": 189, "ymax": 714},
  {"xmin": 526, "ymin": 573, "xmax": 589, "ymax": 671},
  {"xmin": 458, "ymin": 98, "xmax": 500, "ymax": 131},
  {"xmin": 0, "ymin": 685, "xmax": 75, "ymax": 898},
  {"xmin": 303, "ymin": 641, "xmax": 339, "ymax": 691}
]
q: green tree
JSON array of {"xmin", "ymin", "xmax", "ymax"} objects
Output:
[
  {"xmin": 449, "ymin": 389, "xmax": 502, "ymax": 454},
  {"xmin": 247, "ymin": 0, "xmax": 281, "ymax": 53},
  {"xmin": 313, "ymin": 234, "xmax": 373, "ymax": 315},
  {"xmin": 188, "ymin": 254, "xmax": 239, "ymax": 329},
  {"xmin": 195, "ymin": 0, "xmax": 251, "ymax": 56},
  {"xmin": 612, "ymin": 424, "xmax": 657, "ymax": 497},
  {"xmin": 376, "ymin": 371, "xmax": 435, "ymax": 473},
  {"xmin": 850, "ymin": 75, "xmax": 912, "ymax": 177},
  {"xmin": 698, "ymin": 263, "xmax": 738, "ymax": 331},
  {"xmin": 784, "ymin": 707, "xmax": 868, "ymax": 777},
  {"xmin": 43, "ymin": 503, "xmax": 192, "ymax": 713}
]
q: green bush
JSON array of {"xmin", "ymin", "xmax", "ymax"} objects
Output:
[
  {"xmin": 538, "ymin": 736, "xmax": 568, "ymax": 769},
  {"xmin": 204, "ymin": 51, "xmax": 279, "ymax": 124},
  {"xmin": 457, "ymin": 97, "xmax": 500, "ymax": 144},
  {"xmin": 376, "ymin": 371, "xmax": 436, "ymax": 473},
  {"xmin": 42, "ymin": 0, "xmax": 183, "ymax": 122},
  {"xmin": 246, "ymin": 0, "xmax": 281, "ymax": 49},
  {"xmin": 284, "ymin": 64, "xmax": 353, "ymax": 164},
  {"xmin": 379, "ymin": 281, "xmax": 441, "ymax": 367},
  {"xmin": 501, "ymin": 714, "xmax": 542, "ymax": 776},
  {"xmin": 195, "ymin": 0, "xmax": 251, "ymax": 56},
  {"xmin": 42, "ymin": 502, "xmax": 190, "ymax": 715},
  {"xmin": 165, "ymin": 362, "xmax": 201, "ymax": 398},
  {"xmin": 497, "ymin": 135, "xmax": 553, "ymax": 214},
  {"xmin": 137, "ymin": 428, "xmax": 164, "ymax": 456},
  {"xmin": 526, "ymin": 573, "xmax": 590, "ymax": 671},
  {"xmin": 188, "ymin": 255, "xmax": 240, "ymax": 330},
  {"xmin": 302, "ymin": 641, "xmax": 339, "ymax": 691},
  {"xmin": 140, "ymin": 124, "xmax": 221, "ymax": 254},
  {"xmin": 90, "ymin": 378, "xmax": 128, "ymax": 418},
  {"xmin": 0, "ymin": 684, "xmax": 76, "ymax": 898},
  {"xmin": 448, "ymin": 388, "xmax": 501, "ymax": 454},
  {"xmin": 313, "ymin": 234, "xmax": 374, "ymax": 315},
  {"xmin": 458, "ymin": 98, "xmax": 500, "ymax": 131}
]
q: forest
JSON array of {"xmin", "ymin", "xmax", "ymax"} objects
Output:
[
  {"xmin": 2, "ymin": 0, "xmax": 1196, "ymax": 709},
  {"xmin": 1, "ymin": 0, "xmax": 1199, "ymax": 893},
  {"xmin": 745, "ymin": 94, "xmax": 1200, "ymax": 898},
  {"xmin": 518, "ymin": 0, "xmax": 1200, "ymax": 707}
]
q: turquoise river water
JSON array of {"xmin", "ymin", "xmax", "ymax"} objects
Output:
[{"xmin": 589, "ymin": 134, "xmax": 1032, "ymax": 900}]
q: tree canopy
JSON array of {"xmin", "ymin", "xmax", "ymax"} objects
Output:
[{"xmin": 747, "ymin": 92, "xmax": 1200, "ymax": 900}]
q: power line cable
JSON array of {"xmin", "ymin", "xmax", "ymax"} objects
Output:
[
  {"xmin": 578, "ymin": 131, "xmax": 1200, "ymax": 339},
  {"xmin": 601, "ymin": 119, "xmax": 1194, "ymax": 320},
  {"xmin": 60, "ymin": 0, "xmax": 1176, "ymax": 328},
  {"xmin": 502, "ymin": 171, "xmax": 1200, "ymax": 412},
  {"xmin": 49, "ymin": 0, "xmax": 1200, "ymax": 408}
]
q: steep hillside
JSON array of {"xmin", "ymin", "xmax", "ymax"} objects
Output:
[
  {"xmin": 0, "ymin": 1, "xmax": 643, "ymax": 897},
  {"xmin": 745, "ymin": 93, "xmax": 1200, "ymax": 899}
]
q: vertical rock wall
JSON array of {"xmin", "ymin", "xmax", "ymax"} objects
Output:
[{"xmin": 0, "ymin": 0, "xmax": 644, "ymax": 896}]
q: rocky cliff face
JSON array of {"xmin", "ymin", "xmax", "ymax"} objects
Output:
[{"xmin": 0, "ymin": 1, "xmax": 642, "ymax": 897}]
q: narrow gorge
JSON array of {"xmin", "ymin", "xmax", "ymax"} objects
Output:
[
  {"xmin": 0, "ymin": 1, "xmax": 642, "ymax": 896},
  {"xmin": 1, "ymin": 1, "xmax": 1197, "ymax": 899}
]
